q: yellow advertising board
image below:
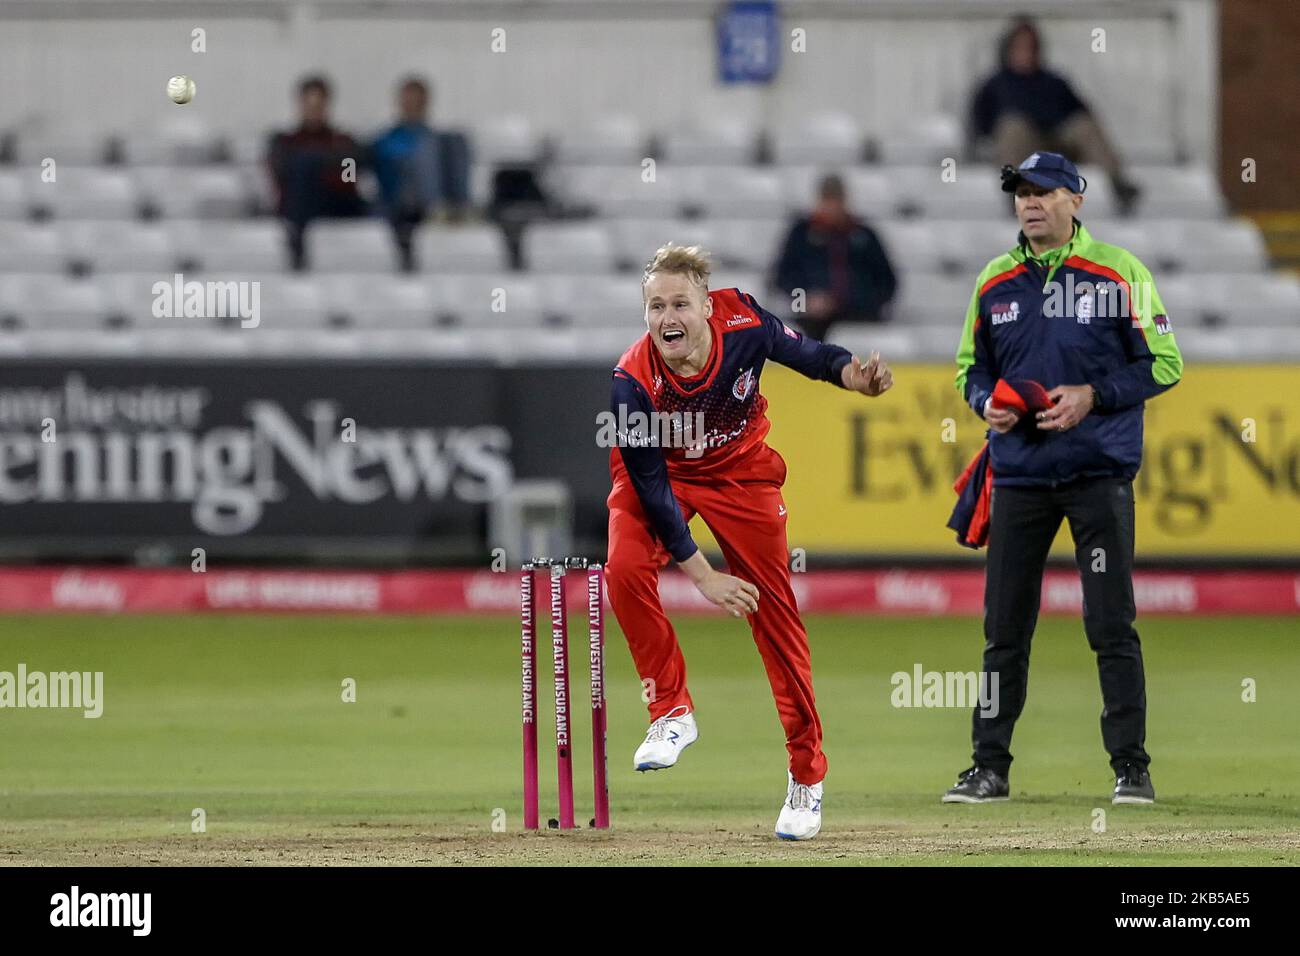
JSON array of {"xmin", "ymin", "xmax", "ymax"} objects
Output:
[{"xmin": 690, "ymin": 364, "xmax": 1300, "ymax": 558}]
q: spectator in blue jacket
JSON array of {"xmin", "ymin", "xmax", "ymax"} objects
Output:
[
  {"xmin": 772, "ymin": 174, "xmax": 897, "ymax": 342},
  {"xmin": 370, "ymin": 77, "xmax": 472, "ymax": 270},
  {"xmin": 970, "ymin": 17, "xmax": 1142, "ymax": 216}
]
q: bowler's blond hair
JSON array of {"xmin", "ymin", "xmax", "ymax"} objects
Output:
[{"xmin": 641, "ymin": 243, "xmax": 711, "ymax": 300}]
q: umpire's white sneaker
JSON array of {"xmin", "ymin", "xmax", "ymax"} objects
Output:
[
  {"xmin": 633, "ymin": 705, "xmax": 697, "ymax": 771},
  {"xmin": 775, "ymin": 771, "xmax": 823, "ymax": 840}
]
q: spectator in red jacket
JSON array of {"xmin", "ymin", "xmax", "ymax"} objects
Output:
[
  {"xmin": 267, "ymin": 75, "xmax": 368, "ymax": 270},
  {"xmin": 970, "ymin": 17, "xmax": 1142, "ymax": 216}
]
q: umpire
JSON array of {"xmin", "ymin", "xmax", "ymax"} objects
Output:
[{"xmin": 945, "ymin": 151, "xmax": 1183, "ymax": 805}]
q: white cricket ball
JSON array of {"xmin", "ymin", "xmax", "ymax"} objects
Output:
[{"xmin": 167, "ymin": 74, "xmax": 196, "ymax": 105}]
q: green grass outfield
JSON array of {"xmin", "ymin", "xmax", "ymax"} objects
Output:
[{"xmin": 0, "ymin": 612, "xmax": 1296, "ymax": 866}]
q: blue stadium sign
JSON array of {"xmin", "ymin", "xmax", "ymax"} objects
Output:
[{"xmin": 718, "ymin": 1, "xmax": 780, "ymax": 84}]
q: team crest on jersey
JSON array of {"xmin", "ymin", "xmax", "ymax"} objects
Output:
[
  {"xmin": 652, "ymin": 374, "xmax": 664, "ymax": 395},
  {"xmin": 991, "ymin": 301, "xmax": 1020, "ymax": 325},
  {"xmin": 732, "ymin": 367, "xmax": 756, "ymax": 401},
  {"xmin": 1153, "ymin": 313, "xmax": 1171, "ymax": 334}
]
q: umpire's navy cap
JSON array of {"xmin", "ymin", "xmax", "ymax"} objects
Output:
[{"xmin": 1000, "ymin": 151, "xmax": 1087, "ymax": 194}]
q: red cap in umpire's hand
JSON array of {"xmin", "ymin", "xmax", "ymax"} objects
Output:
[{"xmin": 1000, "ymin": 150, "xmax": 1087, "ymax": 194}]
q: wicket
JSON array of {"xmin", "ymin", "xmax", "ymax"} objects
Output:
[{"xmin": 521, "ymin": 557, "xmax": 609, "ymax": 830}]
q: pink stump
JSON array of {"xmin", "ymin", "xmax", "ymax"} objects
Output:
[
  {"xmin": 589, "ymin": 564, "xmax": 609, "ymax": 829},
  {"xmin": 521, "ymin": 564, "xmax": 539, "ymax": 830},
  {"xmin": 550, "ymin": 562, "xmax": 575, "ymax": 829}
]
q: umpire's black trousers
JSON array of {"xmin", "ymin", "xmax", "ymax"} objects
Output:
[{"xmin": 972, "ymin": 476, "xmax": 1150, "ymax": 776}]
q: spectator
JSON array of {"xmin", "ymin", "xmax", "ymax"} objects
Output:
[
  {"xmin": 370, "ymin": 77, "xmax": 472, "ymax": 270},
  {"xmin": 970, "ymin": 17, "xmax": 1142, "ymax": 217},
  {"xmin": 772, "ymin": 174, "xmax": 897, "ymax": 342},
  {"xmin": 267, "ymin": 75, "xmax": 367, "ymax": 270}
]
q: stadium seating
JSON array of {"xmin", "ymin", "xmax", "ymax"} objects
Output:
[
  {"xmin": 30, "ymin": 167, "xmax": 141, "ymax": 220},
  {"xmin": 0, "ymin": 102, "xmax": 1288, "ymax": 366},
  {"xmin": 770, "ymin": 112, "xmax": 865, "ymax": 166},
  {"xmin": 411, "ymin": 223, "xmax": 510, "ymax": 273},
  {"xmin": 0, "ymin": 221, "xmax": 67, "ymax": 273}
]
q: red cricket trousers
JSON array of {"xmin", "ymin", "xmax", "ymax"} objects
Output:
[{"xmin": 605, "ymin": 444, "xmax": 827, "ymax": 785}]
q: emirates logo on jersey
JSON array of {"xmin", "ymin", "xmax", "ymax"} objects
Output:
[{"xmin": 732, "ymin": 367, "xmax": 756, "ymax": 401}]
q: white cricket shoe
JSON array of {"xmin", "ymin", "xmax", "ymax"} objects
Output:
[
  {"xmin": 775, "ymin": 771, "xmax": 823, "ymax": 840},
  {"xmin": 633, "ymin": 705, "xmax": 697, "ymax": 771}
]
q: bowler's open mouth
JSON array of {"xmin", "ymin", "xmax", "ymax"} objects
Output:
[{"xmin": 662, "ymin": 329, "xmax": 685, "ymax": 343}]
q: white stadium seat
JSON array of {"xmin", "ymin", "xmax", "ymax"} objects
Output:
[
  {"xmin": 522, "ymin": 222, "xmax": 616, "ymax": 273},
  {"xmin": 14, "ymin": 131, "xmax": 111, "ymax": 166},
  {"xmin": 474, "ymin": 115, "xmax": 544, "ymax": 166},
  {"xmin": 876, "ymin": 221, "xmax": 956, "ymax": 272},
  {"xmin": 1148, "ymin": 219, "xmax": 1268, "ymax": 273},
  {"xmin": 940, "ymin": 220, "xmax": 1023, "ymax": 273},
  {"xmin": 469, "ymin": 163, "xmax": 494, "ymax": 208},
  {"xmin": 305, "ymin": 219, "xmax": 399, "ymax": 273},
  {"xmin": 539, "ymin": 274, "xmax": 645, "ymax": 327},
  {"xmin": 324, "ymin": 274, "xmax": 438, "ymax": 328},
  {"xmin": 896, "ymin": 167, "xmax": 1009, "ymax": 220},
  {"xmin": 0, "ymin": 222, "xmax": 68, "ymax": 273},
  {"xmin": 1082, "ymin": 220, "xmax": 1163, "ymax": 266},
  {"xmin": 709, "ymin": 219, "xmax": 788, "ymax": 271},
  {"xmin": 875, "ymin": 114, "xmax": 963, "ymax": 165},
  {"xmin": 1179, "ymin": 273, "xmax": 1300, "ymax": 327},
  {"xmin": 224, "ymin": 130, "xmax": 273, "ymax": 165},
  {"xmin": 770, "ymin": 112, "xmax": 865, "ymax": 166},
  {"xmin": 893, "ymin": 273, "xmax": 974, "ymax": 326},
  {"xmin": 411, "ymin": 223, "xmax": 509, "ymax": 273},
  {"xmin": 547, "ymin": 164, "xmax": 690, "ymax": 218},
  {"xmin": 609, "ymin": 219, "xmax": 718, "ymax": 271},
  {"xmin": 239, "ymin": 273, "xmax": 331, "ymax": 329},
  {"xmin": 31, "ymin": 167, "xmax": 141, "ymax": 220},
  {"xmin": 658, "ymin": 115, "xmax": 759, "ymax": 165},
  {"xmin": 133, "ymin": 166, "xmax": 250, "ymax": 219},
  {"xmin": 0, "ymin": 169, "xmax": 28, "ymax": 219},
  {"xmin": 190, "ymin": 220, "xmax": 290, "ymax": 273},
  {"xmin": 682, "ymin": 166, "xmax": 785, "ymax": 219},
  {"xmin": 237, "ymin": 162, "xmax": 278, "ymax": 214},
  {"xmin": 57, "ymin": 220, "xmax": 191, "ymax": 274},
  {"xmin": 98, "ymin": 273, "xmax": 177, "ymax": 327},
  {"xmin": 433, "ymin": 274, "xmax": 546, "ymax": 328},
  {"xmin": 1131, "ymin": 166, "xmax": 1225, "ymax": 219},
  {"xmin": 552, "ymin": 114, "xmax": 648, "ymax": 165},
  {"xmin": 119, "ymin": 118, "xmax": 220, "ymax": 165},
  {"xmin": 0, "ymin": 275, "xmax": 114, "ymax": 330}
]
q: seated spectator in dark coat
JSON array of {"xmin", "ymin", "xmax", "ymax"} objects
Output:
[
  {"xmin": 370, "ymin": 77, "xmax": 472, "ymax": 270},
  {"xmin": 267, "ymin": 75, "xmax": 367, "ymax": 270},
  {"xmin": 970, "ymin": 17, "xmax": 1141, "ymax": 216},
  {"xmin": 773, "ymin": 174, "xmax": 897, "ymax": 342}
]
